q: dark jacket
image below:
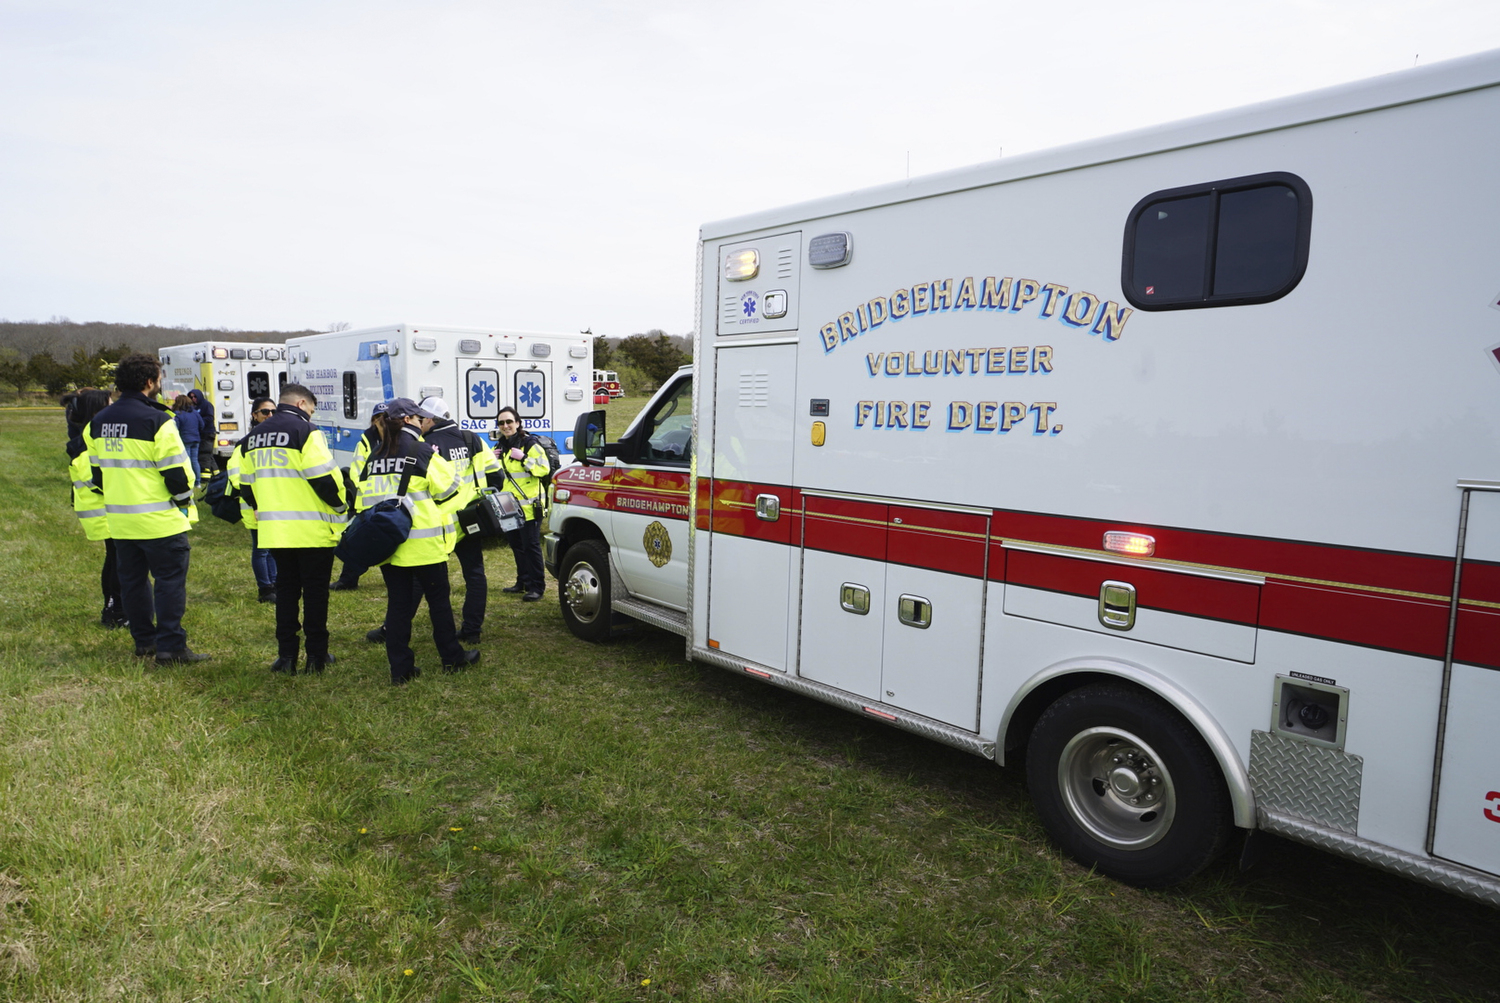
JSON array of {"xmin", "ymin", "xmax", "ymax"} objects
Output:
[
  {"xmin": 175, "ymin": 409, "xmax": 203, "ymax": 448},
  {"xmin": 187, "ymin": 390, "xmax": 214, "ymax": 437}
]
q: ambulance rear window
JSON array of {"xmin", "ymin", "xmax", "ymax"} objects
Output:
[
  {"xmin": 247, "ymin": 371, "xmax": 269, "ymax": 401},
  {"xmin": 1122, "ymin": 172, "xmax": 1311, "ymax": 311},
  {"xmin": 342, "ymin": 372, "xmax": 357, "ymax": 419}
]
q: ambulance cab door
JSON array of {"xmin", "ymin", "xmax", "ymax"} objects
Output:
[
  {"xmin": 706, "ymin": 345, "xmax": 797, "ymax": 671},
  {"xmin": 609, "ymin": 375, "xmax": 694, "ymax": 608},
  {"xmin": 1431, "ymin": 482, "xmax": 1500, "ymax": 876}
]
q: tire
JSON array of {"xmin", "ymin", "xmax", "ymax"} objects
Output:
[
  {"xmin": 558, "ymin": 540, "xmax": 612, "ymax": 643},
  {"xmin": 1025, "ymin": 683, "xmax": 1232, "ymax": 888}
]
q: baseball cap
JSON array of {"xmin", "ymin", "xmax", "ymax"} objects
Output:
[
  {"xmin": 384, "ymin": 397, "xmax": 439, "ymax": 421},
  {"xmin": 372, "ymin": 400, "xmax": 391, "ymax": 416},
  {"xmin": 417, "ymin": 396, "xmax": 451, "ymax": 419}
]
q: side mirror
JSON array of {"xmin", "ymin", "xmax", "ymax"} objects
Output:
[{"xmin": 572, "ymin": 409, "xmax": 607, "ymax": 466}]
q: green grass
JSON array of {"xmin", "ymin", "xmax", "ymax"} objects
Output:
[{"xmin": 0, "ymin": 408, "xmax": 1498, "ymax": 1001}]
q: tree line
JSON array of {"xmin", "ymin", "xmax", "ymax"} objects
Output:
[
  {"xmin": 0, "ymin": 318, "xmax": 694, "ymax": 397},
  {"xmin": 0, "ymin": 318, "xmax": 320, "ymax": 396}
]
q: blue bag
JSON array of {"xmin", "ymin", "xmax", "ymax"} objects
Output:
[{"xmin": 204, "ymin": 470, "xmax": 242, "ymax": 524}]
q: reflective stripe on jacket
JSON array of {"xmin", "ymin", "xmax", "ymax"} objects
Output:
[
  {"xmin": 68, "ymin": 447, "xmax": 110, "ymax": 541},
  {"xmin": 84, "ymin": 392, "xmax": 193, "ymax": 540},
  {"xmin": 226, "ymin": 442, "xmax": 257, "ymax": 530}
]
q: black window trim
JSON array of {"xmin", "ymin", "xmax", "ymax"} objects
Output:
[{"xmin": 1121, "ymin": 170, "xmax": 1313, "ymax": 312}]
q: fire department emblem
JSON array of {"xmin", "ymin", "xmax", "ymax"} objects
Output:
[{"xmin": 643, "ymin": 521, "xmax": 672, "ymax": 568}]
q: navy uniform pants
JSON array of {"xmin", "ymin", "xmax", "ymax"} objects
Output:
[
  {"xmin": 116, "ymin": 532, "xmax": 191, "ymax": 652},
  {"xmin": 270, "ymin": 547, "xmax": 336, "ymax": 659},
  {"xmin": 453, "ymin": 532, "xmax": 487, "ymax": 634},
  {"xmin": 503, "ymin": 517, "xmax": 545, "ymax": 593},
  {"xmin": 381, "ymin": 561, "xmax": 465, "ymax": 683}
]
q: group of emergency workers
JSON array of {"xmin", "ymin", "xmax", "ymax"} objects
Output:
[{"xmin": 69, "ymin": 353, "xmax": 553, "ymax": 685}]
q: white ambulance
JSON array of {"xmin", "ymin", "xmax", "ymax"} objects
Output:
[
  {"xmin": 282, "ymin": 323, "xmax": 593, "ymax": 460},
  {"xmin": 158, "ymin": 341, "xmax": 289, "ymax": 460},
  {"xmin": 546, "ymin": 50, "xmax": 1500, "ymax": 903}
]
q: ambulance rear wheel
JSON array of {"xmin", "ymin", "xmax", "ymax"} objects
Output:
[
  {"xmin": 559, "ymin": 540, "xmax": 612, "ymax": 643},
  {"xmin": 1026, "ymin": 683, "xmax": 1232, "ymax": 888}
]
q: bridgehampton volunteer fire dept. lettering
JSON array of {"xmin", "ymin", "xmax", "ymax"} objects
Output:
[
  {"xmin": 818, "ymin": 275, "xmax": 1132, "ymax": 354},
  {"xmin": 857, "ymin": 343, "xmax": 1060, "ymax": 433},
  {"xmin": 831, "ymin": 274, "xmax": 1130, "ymax": 437}
]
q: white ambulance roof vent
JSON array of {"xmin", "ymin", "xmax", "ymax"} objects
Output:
[
  {"xmin": 412, "ymin": 338, "xmax": 438, "ymax": 352},
  {"xmin": 458, "ymin": 339, "xmax": 481, "ymax": 355},
  {"xmin": 530, "ymin": 343, "xmax": 551, "ymax": 358},
  {"xmin": 809, "ymin": 232, "xmax": 852, "ymax": 269},
  {"xmin": 569, "ymin": 346, "xmax": 588, "ymax": 358},
  {"xmin": 495, "ymin": 342, "xmax": 517, "ymax": 356}
]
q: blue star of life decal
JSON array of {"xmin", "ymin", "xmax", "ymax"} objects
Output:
[
  {"xmin": 519, "ymin": 381, "xmax": 542, "ymax": 408},
  {"xmin": 741, "ymin": 291, "xmax": 758, "ymax": 318},
  {"xmin": 471, "ymin": 381, "xmax": 496, "ymax": 407}
]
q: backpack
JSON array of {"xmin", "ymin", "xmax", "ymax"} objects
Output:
[
  {"xmin": 531, "ymin": 433, "xmax": 562, "ymax": 490},
  {"xmin": 204, "ymin": 470, "xmax": 242, "ymax": 524}
]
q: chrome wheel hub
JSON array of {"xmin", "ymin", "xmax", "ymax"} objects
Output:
[
  {"xmin": 1057, "ymin": 727, "xmax": 1176, "ymax": 849},
  {"xmin": 563, "ymin": 562, "xmax": 602, "ymax": 623}
]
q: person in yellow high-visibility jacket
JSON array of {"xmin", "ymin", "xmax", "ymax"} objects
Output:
[
  {"xmin": 83, "ymin": 354, "xmax": 209, "ymax": 664},
  {"xmin": 495, "ymin": 406, "xmax": 550, "ymax": 601},
  {"xmin": 67, "ymin": 389, "xmax": 124, "ymax": 628},
  {"xmin": 237, "ymin": 384, "xmax": 347, "ymax": 675},
  {"xmin": 226, "ymin": 397, "xmax": 280, "ymax": 603},
  {"xmin": 419, "ymin": 395, "xmax": 503, "ymax": 641},
  {"xmin": 353, "ymin": 398, "xmax": 476, "ymax": 685}
]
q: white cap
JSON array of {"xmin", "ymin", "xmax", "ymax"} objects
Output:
[{"xmin": 417, "ymin": 396, "xmax": 450, "ymax": 419}]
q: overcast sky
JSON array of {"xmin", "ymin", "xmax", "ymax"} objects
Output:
[{"xmin": 2, "ymin": 0, "xmax": 1498, "ymax": 338}]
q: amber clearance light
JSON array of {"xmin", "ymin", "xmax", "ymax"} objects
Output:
[{"xmin": 1103, "ymin": 531, "xmax": 1155, "ymax": 557}]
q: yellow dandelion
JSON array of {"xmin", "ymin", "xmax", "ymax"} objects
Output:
[
  {"xmin": 449, "ymin": 826, "xmax": 462, "ymax": 832},
  {"xmin": 642, "ymin": 978, "xmax": 651, "ymax": 986},
  {"xmin": 472, "ymin": 846, "xmax": 479, "ymax": 851},
  {"xmin": 359, "ymin": 828, "xmax": 368, "ymax": 834},
  {"xmin": 404, "ymin": 968, "xmax": 414, "ymax": 976}
]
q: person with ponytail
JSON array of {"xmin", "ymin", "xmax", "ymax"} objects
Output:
[{"xmin": 352, "ymin": 398, "xmax": 479, "ymax": 685}]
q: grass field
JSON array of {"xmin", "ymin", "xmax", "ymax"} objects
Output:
[{"xmin": 1, "ymin": 405, "xmax": 1498, "ymax": 1002}]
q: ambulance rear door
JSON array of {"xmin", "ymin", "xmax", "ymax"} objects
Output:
[{"xmin": 1430, "ymin": 481, "xmax": 1500, "ymax": 876}]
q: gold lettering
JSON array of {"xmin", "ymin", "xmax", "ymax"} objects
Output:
[
  {"xmin": 1094, "ymin": 301, "xmax": 1133, "ymax": 341},
  {"xmin": 955, "ymin": 276, "xmax": 977, "ymax": 310},
  {"xmin": 980, "ymin": 276, "xmax": 1013, "ymax": 310}
]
